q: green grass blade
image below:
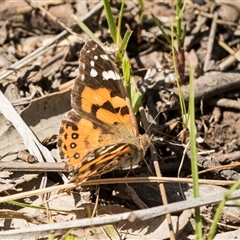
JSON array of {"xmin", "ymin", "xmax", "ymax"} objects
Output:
[
  {"xmin": 102, "ymin": 0, "xmax": 117, "ymax": 43},
  {"xmin": 116, "ymin": 29, "xmax": 132, "ymax": 62},
  {"xmin": 122, "ymin": 59, "xmax": 131, "ymax": 86},
  {"xmin": 138, "ymin": 0, "xmax": 143, "ymax": 12},
  {"xmin": 122, "ymin": 59, "xmax": 141, "ymax": 113},
  {"xmin": 207, "ymin": 180, "xmax": 240, "ymax": 240},
  {"xmin": 7, "ymin": 200, "xmax": 69, "ymax": 213},
  {"xmin": 151, "ymin": 13, "xmax": 171, "ymax": 45},
  {"xmin": 116, "ymin": 0, "xmax": 125, "ymax": 44},
  {"xmin": 72, "ymin": 15, "xmax": 101, "ymax": 44}
]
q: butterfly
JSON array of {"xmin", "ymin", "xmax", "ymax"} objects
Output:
[{"xmin": 58, "ymin": 40, "xmax": 149, "ymax": 184}]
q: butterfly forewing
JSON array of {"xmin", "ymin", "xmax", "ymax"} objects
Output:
[{"xmin": 72, "ymin": 41, "xmax": 134, "ymax": 132}]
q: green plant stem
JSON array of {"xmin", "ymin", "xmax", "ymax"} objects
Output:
[
  {"xmin": 189, "ymin": 66, "xmax": 202, "ymax": 240},
  {"xmin": 171, "ymin": 24, "xmax": 187, "ymax": 126}
]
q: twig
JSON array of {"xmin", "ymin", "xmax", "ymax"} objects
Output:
[
  {"xmin": 139, "ymin": 106, "xmax": 176, "ymax": 240},
  {"xmin": 204, "ymin": 11, "xmax": 218, "ymax": 72},
  {"xmin": 173, "ymin": 72, "xmax": 240, "ymax": 105},
  {"xmin": 208, "ymin": 98, "xmax": 240, "ymax": 110},
  {"xmin": 0, "ymin": 161, "xmax": 67, "ymax": 172}
]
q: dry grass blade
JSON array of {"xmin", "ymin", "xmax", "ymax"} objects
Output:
[
  {"xmin": 0, "ymin": 177, "xmax": 235, "ymax": 203},
  {"xmin": 0, "ymin": 91, "xmax": 54, "ymax": 163}
]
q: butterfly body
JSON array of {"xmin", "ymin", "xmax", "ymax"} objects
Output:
[{"xmin": 58, "ymin": 40, "xmax": 149, "ymax": 183}]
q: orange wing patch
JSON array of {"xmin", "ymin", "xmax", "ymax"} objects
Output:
[
  {"xmin": 81, "ymin": 86, "xmax": 132, "ymax": 128},
  {"xmin": 59, "ymin": 116, "xmax": 103, "ymax": 167}
]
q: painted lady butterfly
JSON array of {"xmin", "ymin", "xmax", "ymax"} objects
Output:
[{"xmin": 58, "ymin": 40, "xmax": 149, "ymax": 184}]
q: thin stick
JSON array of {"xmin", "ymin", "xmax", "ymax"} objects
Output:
[{"xmin": 139, "ymin": 106, "xmax": 176, "ymax": 240}]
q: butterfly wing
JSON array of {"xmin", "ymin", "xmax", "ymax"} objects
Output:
[
  {"xmin": 58, "ymin": 40, "xmax": 146, "ymax": 182},
  {"xmin": 72, "ymin": 40, "xmax": 138, "ymax": 135}
]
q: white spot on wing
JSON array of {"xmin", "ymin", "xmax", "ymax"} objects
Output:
[
  {"xmin": 90, "ymin": 68, "xmax": 98, "ymax": 77},
  {"xmin": 81, "ymin": 74, "xmax": 85, "ymax": 81},
  {"xmin": 90, "ymin": 60, "xmax": 95, "ymax": 67},
  {"xmin": 102, "ymin": 70, "xmax": 121, "ymax": 80},
  {"xmin": 100, "ymin": 54, "xmax": 109, "ymax": 60},
  {"xmin": 94, "ymin": 55, "xmax": 98, "ymax": 60}
]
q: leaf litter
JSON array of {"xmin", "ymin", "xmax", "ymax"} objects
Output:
[{"xmin": 1, "ymin": 1, "xmax": 240, "ymax": 239}]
